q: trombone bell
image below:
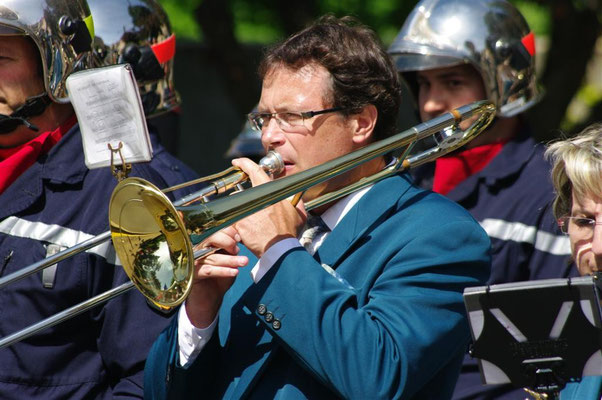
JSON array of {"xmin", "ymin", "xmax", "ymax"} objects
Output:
[{"xmin": 109, "ymin": 177, "xmax": 193, "ymax": 308}]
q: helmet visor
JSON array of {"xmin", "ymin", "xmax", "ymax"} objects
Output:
[
  {"xmin": 0, "ymin": 23, "xmax": 23, "ymax": 35},
  {"xmin": 392, "ymin": 53, "xmax": 465, "ymax": 73}
]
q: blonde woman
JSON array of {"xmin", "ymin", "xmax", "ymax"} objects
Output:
[{"xmin": 546, "ymin": 124, "xmax": 602, "ymax": 399}]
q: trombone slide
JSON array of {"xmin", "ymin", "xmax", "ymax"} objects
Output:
[{"xmin": 0, "ymin": 100, "xmax": 495, "ymax": 349}]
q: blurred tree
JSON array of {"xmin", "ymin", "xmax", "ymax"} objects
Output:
[
  {"xmin": 194, "ymin": 0, "xmax": 260, "ymax": 116},
  {"xmin": 525, "ymin": 0, "xmax": 602, "ymax": 140},
  {"xmin": 159, "ymin": 0, "xmax": 602, "ymax": 143},
  {"xmin": 159, "ymin": 0, "xmax": 418, "ymax": 117},
  {"xmin": 160, "ymin": 0, "xmax": 203, "ymax": 40}
]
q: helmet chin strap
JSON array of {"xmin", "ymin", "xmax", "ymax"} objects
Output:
[{"xmin": 0, "ymin": 93, "xmax": 52, "ymax": 134}]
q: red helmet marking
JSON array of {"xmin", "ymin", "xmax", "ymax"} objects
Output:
[
  {"xmin": 521, "ymin": 32, "xmax": 535, "ymax": 57},
  {"xmin": 151, "ymin": 33, "xmax": 176, "ymax": 64}
]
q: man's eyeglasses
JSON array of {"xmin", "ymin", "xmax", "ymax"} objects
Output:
[
  {"xmin": 247, "ymin": 107, "xmax": 345, "ymax": 132},
  {"xmin": 559, "ymin": 216, "xmax": 602, "ymax": 238}
]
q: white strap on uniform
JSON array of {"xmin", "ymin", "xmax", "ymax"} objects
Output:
[
  {"xmin": 479, "ymin": 218, "xmax": 571, "ymax": 256},
  {"xmin": 0, "ymin": 216, "xmax": 120, "ymax": 266}
]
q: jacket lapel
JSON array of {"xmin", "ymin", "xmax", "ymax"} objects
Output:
[
  {"xmin": 228, "ymin": 174, "xmax": 414, "ymax": 399},
  {"xmin": 314, "ymin": 173, "xmax": 412, "ymax": 269}
]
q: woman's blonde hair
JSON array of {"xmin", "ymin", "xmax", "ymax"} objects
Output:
[{"xmin": 546, "ymin": 123, "xmax": 602, "ymax": 219}]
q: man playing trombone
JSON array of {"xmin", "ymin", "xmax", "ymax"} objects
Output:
[{"xmin": 145, "ymin": 15, "xmax": 491, "ymax": 399}]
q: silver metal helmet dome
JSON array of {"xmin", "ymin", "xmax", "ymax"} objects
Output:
[
  {"xmin": 0, "ymin": 0, "xmax": 95, "ymax": 103},
  {"xmin": 389, "ymin": 0, "xmax": 540, "ymax": 117},
  {"xmin": 88, "ymin": 0, "xmax": 180, "ymax": 118}
]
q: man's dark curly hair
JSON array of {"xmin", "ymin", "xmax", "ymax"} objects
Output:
[{"xmin": 259, "ymin": 15, "xmax": 402, "ymax": 142}]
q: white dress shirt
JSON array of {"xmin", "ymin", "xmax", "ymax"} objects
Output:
[{"xmin": 178, "ymin": 186, "xmax": 371, "ymax": 366}]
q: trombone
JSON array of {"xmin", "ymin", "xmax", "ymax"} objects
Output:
[{"xmin": 0, "ymin": 100, "xmax": 495, "ymax": 348}]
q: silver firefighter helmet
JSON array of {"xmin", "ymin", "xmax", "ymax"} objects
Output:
[
  {"xmin": 0, "ymin": 0, "xmax": 95, "ymax": 103},
  {"xmin": 389, "ymin": 0, "xmax": 540, "ymax": 117},
  {"xmin": 88, "ymin": 0, "xmax": 180, "ymax": 118}
]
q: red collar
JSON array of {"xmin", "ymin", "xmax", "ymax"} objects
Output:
[
  {"xmin": 0, "ymin": 115, "xmax": 77, "ymax": 194},
  {"xmin": 432, "ymin": 141, "xmax": 506, "ymax": 195}
]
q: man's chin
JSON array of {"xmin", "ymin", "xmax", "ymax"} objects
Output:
[{"xmin": 281, "ymin": 164, "xmax": 298, "ymax": 177}]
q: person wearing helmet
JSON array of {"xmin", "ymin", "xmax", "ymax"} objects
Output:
[
  {"xmin": 88, "ymin": 0, "xmax": 197, "ymax": 186},
  {"xmin": 0, "ymin": 0, "xmax": 194, "ymax": 398},
  {"xmin": 389, "ymin": 0, "xmax": 575, "ymax": 398}
]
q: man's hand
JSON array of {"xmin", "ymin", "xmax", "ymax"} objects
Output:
[
  {"xmin": 185, "ymin": 157, "xmax": 306, "ymax": 328},
  {"xmin": 185, "ymin": 226, "xmax": 248, "ymax": 328},
  {"xmin": 231, "ymin": 157, "xmax": 306, "ymax": 258}
]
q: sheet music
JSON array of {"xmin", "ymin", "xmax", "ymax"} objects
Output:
[{"xmin": 66, "ymin": 64, "xmax": 153, "ymax": 169}]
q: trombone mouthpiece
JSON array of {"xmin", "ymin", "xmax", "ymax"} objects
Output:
[{"xmin": 259, "ymin": 151, "xmax": 284, "ymax": 176}]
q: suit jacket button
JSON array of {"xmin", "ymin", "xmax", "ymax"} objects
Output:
[
  {"xmin": 272, "ymin": 319, "xmax": 281, "ymax": 330},
  {"xmin": 257, "ymin": 304, "xmax": 267, "ymax": 315},
  {"xmin": 265, "ymin": 311, "xmax": 274, "ymax": 322}
]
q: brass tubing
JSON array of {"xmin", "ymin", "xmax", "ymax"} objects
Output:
[
  {"xmin": 180, "ymin": 101, "xmax": 495, "ymax": 241},
  {"xmin": 0, "ymin": 153, "xmax": 283, "ymax": 290},
  {"xmin": 0, "ymin": 231, "xmax": 111, "ymax": 290},
  {"xmin": 0, "ymin": 100, "xmax": 495, "ymax": 348}
]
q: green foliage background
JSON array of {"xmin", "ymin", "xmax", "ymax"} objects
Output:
[
  {"xmin": 158, "ymin": 0, "xmax": 551, "ymax": 44},
  {"xmin": 148, "ymin": 0, "xmax": 602, "ymax": 175},
  {"xmin": 157, "ymin": 0, "xmax": 602, "ymax": 139}
]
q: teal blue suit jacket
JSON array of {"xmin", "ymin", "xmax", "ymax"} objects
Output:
[
  {"xmin": 561, "ymin": 376, "xmax": 602, "ymax": 399},
  {"xmin": 144, "ymin": 173, "xmax": 491, "ymax": 399}
]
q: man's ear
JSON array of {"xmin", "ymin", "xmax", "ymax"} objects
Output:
[{"xmin": 352, "ymin": 104, "xmax": 377, "ymax": 145}]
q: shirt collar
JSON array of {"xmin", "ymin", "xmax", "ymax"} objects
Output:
[
  {"xmin": 317, "ymin": 156, "xmax": 398, "ymax": 229},
  {"xmin": 41, "ymin": 120, "xmax": 88, "ymax": 184},
  {"xmin": 477, "ymin": 127, "xmax": 537, "ymax": 181},
  {"xmin": 319, "ymin": 185, "xmax": 372, "ymax": 231}
]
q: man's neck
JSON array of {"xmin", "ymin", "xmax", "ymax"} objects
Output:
[
  {"xmin": 306, "ymin": 156, "xmax": 385, "ymax": 215},
  {"xmin": 466, "ymin": 115, "xmax": 521, "ymax": 148},
  {"xmin": 35, "ymin": 103, "xmax": 75, "ymax": 134}
]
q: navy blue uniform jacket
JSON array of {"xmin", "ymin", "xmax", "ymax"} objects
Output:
[
  {"xmin": 0, "ymin": 123, "xmax": 197, "ymax": 399},
  {"xmin": 413, "ymin": 131, "xmax": 579, "ymax": 399},
  {"xmin": 144, "ymin": 173, "xmax": 491, "ymax": 399}
]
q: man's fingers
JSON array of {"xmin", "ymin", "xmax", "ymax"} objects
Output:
[
  {"xmin": 221, "ymin": 225, "xmax": 241, "ymax": 242},
  {"xmin": 195, "ymin": 265, "xmax": 240, "ymax": 279},
  {"xmin": 201, "ymin": 228, "xmax": 241, "ymax": 254},
  {"xmin": 232, "ymin": 157, "xmax": 271, "ymax": 186},
  {"xmin": 193, "ymin": 253, "xmax": 248, "ymax": 281},
  {"xmin": 196, "ymin": 253, "xmax": 248, "ymax": 268}
]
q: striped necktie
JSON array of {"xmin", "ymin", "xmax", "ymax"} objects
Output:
[{"xmin": 299, "ymin": 215, "xmax": 330, "ymax": 255}]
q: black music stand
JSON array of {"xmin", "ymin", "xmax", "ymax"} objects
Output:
[{"xmin": 463, "ymin": 276, "xmax": 602, "ymax": 399}]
